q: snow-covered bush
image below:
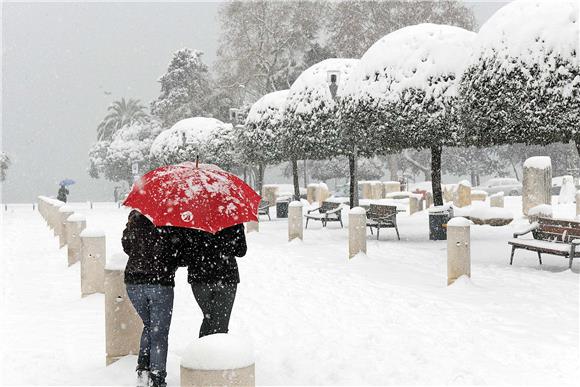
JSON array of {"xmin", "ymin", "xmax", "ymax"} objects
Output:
[
  {"xmin": 459, "ymin": 0, "xmax": 579, "ymax": 152},
  {"xmin": 150, "ymin": 117, "xmax": 233, "ymax": 167},
  {"xmin": 341, "ymin": 23, "xmax": 476, "ymax": 205}
]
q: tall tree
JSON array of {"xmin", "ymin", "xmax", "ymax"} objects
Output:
[
  {"xmin": 151, "ymin": 48, "xmax": 212, "ymax": 128},
  {"xmin": 214, "ymin": 0, "xmax": 325, "ymax": 105},
  {"xmin": 97, "ymin": 98, "xmax": 148, "ymax": 141}
]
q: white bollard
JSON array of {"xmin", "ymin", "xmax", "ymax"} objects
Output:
[
  {"xmin": 454, "ymin": 181, "xmax": 472, "ymax": 208},
  {"xmin": 447, "ymin": 217, "xmax": 471, "ymax": 286},
  {"xmin": 470, "ymin": 190, "xmax": 488, "ymax": 202},
  {"xmin": 425, "ymin": 192, "xmax": 433, "ymax": 209},
  {"xmin": 66, "ymin": 214, "xmax": 86, "ymax": 266},
  {"xmin": 105, "ymin": 253, "xmax": 142, "ymax": 365},
  {"xmin": 409, "ymin": 194, "xmax": 421, "ymax": 215},
  {"xmin": 58, "ymin": 205, "xmax": 74, "ymax": 248},
  {"xmin": 288, "ymin": 201, "xmax": 303, "ymax": 241},
  {"xmin": 577, "ymin": 191, "xmax": 580, "ymax": 217},
  {"xmin": 307, "ymin": 184, "xmax": 318, "ymax": 204},
  {"xmin": 348, "ymin": 207, "xmax": 367, "ymax": 259},
  {"xmin": 383, "ymin": 181, "xmax": 401, "ymax": 197},
  {"xmin": 370, "ymin": 181, "xmax": 384, "ymax": 199},
  {"xmin": 358, "ymin": 181, "xmax": 372, "ymax": 200},
  {"xmin": 245, "ymin": 221, "xmax": 259, "ymax": 233},
  {"xmin": 180, "ymin": 334, "xmax": 255, "ymax": 387},
  {"xmin": 49, "ymin": 200, "xmax": 64, "ymax": 232},
  {"xmin": 522, "ymin": 156, "xmax": 552, "ymax": 216},
  {"xmin": 80, "ymin": 229, "xmax": 106, "ymax": 296},
  {"xmin": 490, "ymin": 192, "xmax": 504, "ymax": 208},
  {"xmin": 316, "ymin": 183, "xmax": 330, "ymax": 203}
]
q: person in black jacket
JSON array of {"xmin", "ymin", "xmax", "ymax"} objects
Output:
[
  {"xmin": 180, "ymin": 223, "xmax": 247, "ymax": 338},
  {"xmin": 121, "ymin": 210, "xmax": 182, "ymax": 387}
]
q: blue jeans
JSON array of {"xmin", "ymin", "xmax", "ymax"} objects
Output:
[{"xmin": 126, "ymin": 284, "xmax": 174, "ymax": 379}]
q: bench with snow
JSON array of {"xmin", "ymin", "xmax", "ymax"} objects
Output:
[
  {"xmin": 258, "ymin": 200, "xmax": 271, "ymax": 220},
  {"xmin": 304, "ymin": 201, "xmax": 343, "ymax": 229},
  {"xmin": 366, "ymin": 204, "xmax": 400, "ymax": 240},
  {"xmin": 508, "ymin": 217, "xmax": 580, "ymax": 268}
]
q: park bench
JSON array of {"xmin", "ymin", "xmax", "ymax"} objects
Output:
[
  {"xmin": 257, "ymin": 200, "xmax": 271, "ymax": 220},
  {"xmin": 508, "ymin": 217, "xmax": 580, "ymax": 268},
  {"xmin": 366, "ymin": 204, "xmax": 400, "ymax": 240},
  {"xmin": 305, "ymin": 201, "xmax": 343, "ymax": 229}
]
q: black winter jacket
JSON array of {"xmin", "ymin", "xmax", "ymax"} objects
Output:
[
  {"xmin": 121, "ymin": 210, "xmax": 182, "ymax": 287},
  {"xmin": 179, "ymin": 224, "xmax": 247, "ymax": 284}
]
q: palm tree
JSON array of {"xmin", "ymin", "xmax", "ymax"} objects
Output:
[{"xmin": 97, "ymin": 98, "xmax": 148, "ymax": 140}]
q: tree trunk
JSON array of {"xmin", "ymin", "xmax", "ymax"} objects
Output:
[
  {"xmin": 292, "ymin": 159, "xmax": 300, "ymax": 201},
  {"xmin": 257, "ymin": 163, "xmax": 265, "ymax": 196},
  {"xmin": 470, "ymin": 171, "xmax": 477, "ymax": 187},
  {"xmin": 349, "ymin": 149, "xmax": 359, "ymax": 208},
  {"xmin": 431, "ymin": 145, "xmax": 443, "ymax": 206},
  {"xmin": 575, "ymin": 139, "xmax": 580, "ymax": 158},
  {"xmin": 303, "ymin": 159, "xmax": 308, "ymax": 187},
  {"xmin": 388, "ymin": 154, "xmax": 398, "ymax": 180},
  {"xmin": 243, "ymin": 167, "xmax": 247, "ymax": 183}
]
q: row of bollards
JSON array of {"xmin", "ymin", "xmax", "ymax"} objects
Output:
[{"xmin": 37, "ymin": 196, "xmax": 256, "ymax": 386}]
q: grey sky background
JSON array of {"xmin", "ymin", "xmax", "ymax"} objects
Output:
[{"xmin": 2, "ymin": 1, "xmax": 508, "ymax": 203}]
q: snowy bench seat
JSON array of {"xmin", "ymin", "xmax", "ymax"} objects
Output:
[
  {"xmin": 304, "ymin": 201, "xmax": 343, "ymax": 229},
  {"xmin": 508, "ymin": 217, "xmax": 580, "ymax": 268}
]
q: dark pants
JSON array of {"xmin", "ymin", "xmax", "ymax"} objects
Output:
[
  {"xmin": 191, "ymin": 283, "xmax": 237, "ymax": 338},
  {"xmin": 126, "ymin": 284, "xmax": 174, "ymax": 380}
]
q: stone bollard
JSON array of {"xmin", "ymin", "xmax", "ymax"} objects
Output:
[
  {"xmin": 105, "ymin": 253, "xmax": 142, "ymax": 365},
  {"xmin": 307, "ymin": 184, "xmax": 318, "ymax": 204},
  {"xmin": 316, "ymin": 183, "xmax": 330, "ymax": 203},
  {"xmin": 577, "ymin": 191, "xmax": 580, "ymax": 217},
  {"xmin": 490, "ymin": 192, "xmax": 504, "ymax": 208},
  {"xmin": 49, "ymin": 200, "xmax": 64, "ymax": 232},
  {"xmin": 370, "ymin": 181, "xmax": 384, "ymax": 199},
  {"xmin": 409, "ymin": 194, "xmax": 422, "ymax": 215},
  {"xmin": 425, "ymin": 192, "xmax": 433, "ymax": 209},
  {"xmin": 262, "ymin": 185, "xmax": 279, "ymax": 208},
  {"xmin": 58, "ymin": 205, "xmax": 74, "ymax": 248},
  {"xmin": 454, "ymin": 181, "xmax": 472, "ymax": 208},
  {"xmin": 383, "ymin": 181, "xmax": 401, "ymax": 197},
  {"xmin": 80, "ymin": 229, "xmax": 106, "ymax": 296},
  {"xmin": 348, "ymin": 207, "xmax": 367, "ymax": 259},
  {"xmin": 522, "ymin": 156, "xmax": 552, "ymax": 216},
  {"xmin": 66, "ymin": 214, "xmax": 86, "ymax": 266},
  {"xmin": 288, "ymin": 201, "xmax": 303, "ymax": 241},
  {"xmin": 358, "ymin": 181, "xmax": 372, "ymax": 200},
  {"xmin": 470, "ymin": 190, "xmax": 488, "ymax": 202},
  {"xmin": 447, "ymin": 217, "xmax": 471, "ymax": 286},
  {"xmin": 180, "ymin": 334, "xmax": 255, "ymax": 387},
  {"xmin": 245, "ymin": 221, "xmax": 259, "ymax": 233},
  {"xmin": 442, "ymin": 185, "xmax": 454, "ymax": 203}
]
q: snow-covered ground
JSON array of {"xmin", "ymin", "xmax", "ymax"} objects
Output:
[{"xmin": 1, "ymin": 197, "xmax": 578, "ymax": 385}]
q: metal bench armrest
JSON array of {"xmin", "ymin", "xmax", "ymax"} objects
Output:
[
  {"xmin": 307, "ymin": 207, "xmax": 321, "ymax": 214},
  {"xmin": 325, "ymin": 206, "xmax": 343, "ymax": 215},
  {"xmin": 513, "ymin": 222, "xmax": 538, "ymax": 238}
]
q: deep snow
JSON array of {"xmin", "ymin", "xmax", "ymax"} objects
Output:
[{"xmin": 1, "ymin": 197, "xmax": 578, "ymax": 385}]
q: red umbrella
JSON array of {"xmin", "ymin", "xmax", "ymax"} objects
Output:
[{"xmin": 122, "ymin": 162, "xmax": 261, "ymax": 233}]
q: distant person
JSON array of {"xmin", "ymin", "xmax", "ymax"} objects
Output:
[
  {"xmin": 57, "ymin": 184, "xmax": 69, "ymax": 202},
  {"xmin": 121, "ymin": 210, "xmax": 183, "ymax": 387},
  {"xmin": 180, "ymin": 224, "xmax": 247, "ymax": 338}
]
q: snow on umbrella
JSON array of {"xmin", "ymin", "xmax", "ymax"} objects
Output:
[
  {"xmin": 122, "ymin": 162, "xmax": 261, "ymax": 233},
  {"xmin": 59, "ymin": 179, "xmax": 76, "ymax": 186}
]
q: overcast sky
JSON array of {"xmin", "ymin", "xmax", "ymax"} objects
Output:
[{"xmin": 1, "ymin": 1, "xmax": 509, "ymax": 203}]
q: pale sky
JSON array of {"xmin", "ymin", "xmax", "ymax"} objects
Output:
[{"xmin": 1, "ymin": 1, "xmax": 509, "ymax": 203}]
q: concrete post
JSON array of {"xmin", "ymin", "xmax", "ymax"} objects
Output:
[
  {"xmin": 425, "ymin": 192, "xmax": 433, "ymax": 209},
  {"xmin": 262, "ymin": 185, "xmax": 279, "ymax": 207},
  {"xmin": 409, "ymin": 194, "xmax": 421, "ymax": 215},
  {"xmin": 522, "ymin": 156, "xmax": 552, "ymax": 216},
  {"xmin": 180, "ymin": 334, "xmax": 255, "ymax": 387},
  {"xmin": 577, "ymin": 191, "xmax": 580, "ymax": 217},
  {"xmin": 66, "ymin": 214, "xmax": 86, "ymax": 266},
  {"xmin": 447, "ymin": 217, "xmax": 471, "ymax": 286},
  {"xmin": 358, "ymin": 181, "xmax": 372, "ymax": 200},
  {"xmin": 80, "ymin": 229, "xmax": 106, "ymax": 296},
  {"xmin": 454, "ymin": 181, "xmax": 472, "ymax": 208},
  {"xmin": 383, "ymin": 181, "xmax": 401, "ymax": 197},
  {"xmin": 316, "ymin": 183, "xmax": 330, "ymax": 204},
  {"xmin": 471, "ymin": 191, "xmax": 488, "ymax": 202},
  {"xmin": 58, "ymin": 205, "xmax": 74, "ymax": 248},
  {"xmin": 443, "ymin": 185, "xmax": 454, "ymax": 203},
  {"xmin": 49, "ymin": 200, "xmax": 64, "ymax": 232},
  {"xmin": 307, "ymin": 184, "xmax": 318, "ymax": 204},
  {"xmin": 348, "ymin": 207, "xmax": 367, "ymax": 259},
  {"xmin": 105, "ymin": 254, "xmax": 142, "ymax": 365},
  {"xmin": 288, "ymin": 201, "xmax": 303, "ymax": 241},
  {"xmin": 490, "ymin": 192, "xmax": 504, "ymax": 208},
  {"xmin": 245, "ymin": 221, "xmax": 259, "ymax": 233},
  {"xmin": 370, "ymin": 181, "xmax": 384, "ymax": 199}
]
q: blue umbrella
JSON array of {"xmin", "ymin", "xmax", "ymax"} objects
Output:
[{"xmin": 59, "ymin": 179, "xmax": 76, "ymax": 186}]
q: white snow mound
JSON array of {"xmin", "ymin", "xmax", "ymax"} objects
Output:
[
  {"xmin": 181, "ymin": 334, "xmax": 254, "ymax": 370},
  {"xmin": 524, "ymin": 156, "xmax": 551, "ymax": 169}
]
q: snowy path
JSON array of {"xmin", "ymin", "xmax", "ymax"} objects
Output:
[{"xmin": 1, "ymin": 200, "xmax": 578, "ymax": 385}]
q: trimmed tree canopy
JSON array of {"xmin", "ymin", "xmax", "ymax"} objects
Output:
[{"xmin": 459, "ymin": 0, "xmax": 579, "ymax": 147}]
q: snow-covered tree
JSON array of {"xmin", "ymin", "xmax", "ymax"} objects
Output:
[
  {"xmin": 341, "ymin": 24, "xmax": 476, "ymax": 205},
  {"xmin": 310, "ymin": 157, "xmax": 384, "ymax": 182},
  {"xmin": 0, "ymin": 152, "xmax": 10, "ymax": 181},
  {"xmin": 215, "ymin": 0, "xmax": 325, "ymax": 104},
  {"xmin": 459, "ymin": 0, "xmax": 579, "ymax": 154},
  {"xmin": 149, "ymin": 117, "xmax": 233, "ymax": 168},
  {"xmin": 97, "ymin": 98, "xmax": 148, "ymax": 141},
  {"xmin": 243, "ymin": 90, "xmax": 289, "ymax": 194},
  {"xmin": 89, "ymin": 120, "xmax": 163, "ymax": 186},
  {"xmin": 326, "ymin": 0, "xmax": 475, "ymax": 58},
  {"xmin": 151, "ymin": 49, "xmax": 212, "ymax": 128},
  {"xmin": 281, "ymin": 58, "xmax": 359, "ymax": 199}
]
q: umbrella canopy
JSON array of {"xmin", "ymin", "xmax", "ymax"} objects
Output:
[
  {"xmin": 122, "ymin": 162, "xmax": 261, "ymax": 233},
  {"xmin": 59, "ymin": 179, "xmax": 76, "ymax": 186}
]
